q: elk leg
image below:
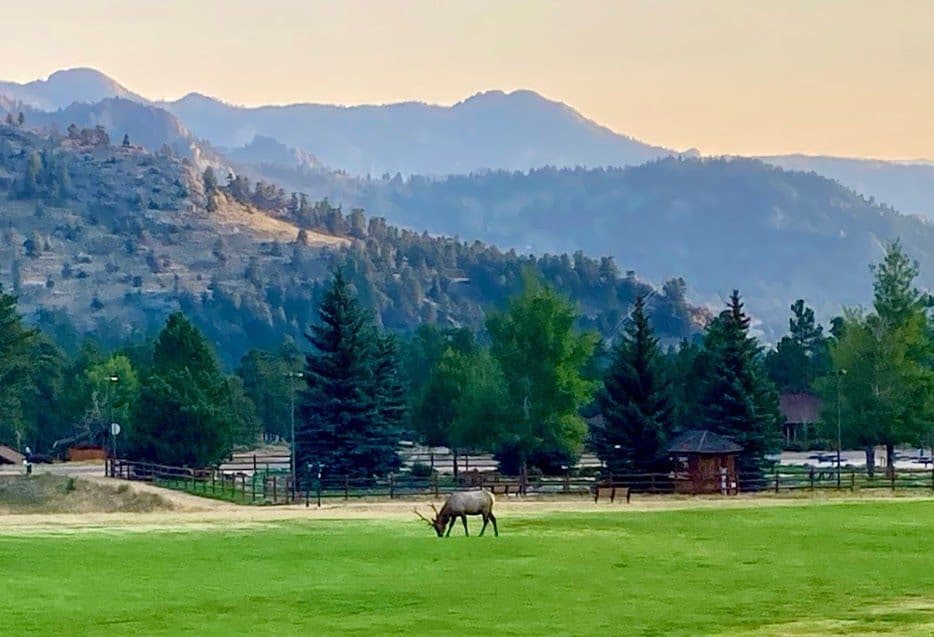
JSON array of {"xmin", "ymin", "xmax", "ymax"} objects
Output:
[
  {"xmin": 488, "ymin": 512, "xmax": 498, "ymax": 537},
  {"xmin": 479, "ymin": 514, "xmax": 488, "ymax": 536},
  {"xmin": 445, "ymin": 518, "xmax": 456, "ymax": 537},
  {"xmin": 461, "ymin": 515, "xmax": 469, "ymax": 536}
]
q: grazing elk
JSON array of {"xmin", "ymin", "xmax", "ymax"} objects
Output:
[{"xmin": 415, "ymin": 489, "xmax": 498, "ymax": 537}]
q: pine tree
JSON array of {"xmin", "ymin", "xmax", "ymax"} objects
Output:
[
  {"xmin": 593, "ymin": 295, "xmax": 673, "ymax": 474},
  {"xmin": 0, "ymin": 285, "xmax": 37, "ymax": 447},
  {"xmin": 131, "ymin": 313, "xmax": 234, "ymax": 466},
  {"xmin": 297, "ymin": 271, "xmax": 401, "ymax": 480},
  {"xmin": 371, "ymin": 333, "xmax": 407, "ymax": 469},
  {"xmin": 697, "ymin": 290, "xmax": 781, "ymax": 476}
]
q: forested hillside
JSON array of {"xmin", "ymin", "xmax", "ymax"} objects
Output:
[
  {"xmin": 331, "ymin": 159, "xmax": 934, "ymax": 337},
  {"xmin": 0, "ymin": 121, "xmax": 700, "ymax": 366}
]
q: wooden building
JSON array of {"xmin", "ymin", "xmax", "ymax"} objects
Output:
[
  {"xmin": 778, "ymin": 393, "xmax": 822, "ymax": 446},
  {"xmin": 0, "ymin": 445, "xmax": 25, "ymax": 466},
  {"xmin": 668, "ymin": 430, "xmax": 743, "ymax": 494}
]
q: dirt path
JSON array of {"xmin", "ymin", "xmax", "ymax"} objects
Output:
[{"xmin": 2, "ymin": 475, "xmax": 932, "ymax": 536}]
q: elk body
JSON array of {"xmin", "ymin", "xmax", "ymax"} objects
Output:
[{"xmin": 416, "ymin": 489, "xmax": 498, "ymax": 537}]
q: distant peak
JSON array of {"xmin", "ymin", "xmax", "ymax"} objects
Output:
[
  {"xmin": 459, "ymin": 89, "xmax": 551, "ymax": 105},
  {"xmin": 46, "ymin": 67, "xmax": 115, "ymax": 81}
]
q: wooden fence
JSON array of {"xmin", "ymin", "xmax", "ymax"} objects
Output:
[{"xmin": 106, "ymin": 458, "xmax": 934, "ymax": 506}]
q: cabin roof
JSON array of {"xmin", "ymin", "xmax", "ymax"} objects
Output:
[
  {"xmin": 667, "ymin": 430, "xmax": 743, "ymax": 455},
  {"xmin": 0, "ymin": 445, "xmax": 25, "ymax": 465}
]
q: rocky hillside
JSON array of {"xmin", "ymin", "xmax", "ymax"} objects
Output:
[{"xmin": 0, "ymin": 123, "xmax": 700, "ymax": 365}]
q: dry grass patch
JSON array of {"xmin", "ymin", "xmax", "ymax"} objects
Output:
[{"xmin": 0, "ymin": 474, "xmax": 173, "ymax": 514}]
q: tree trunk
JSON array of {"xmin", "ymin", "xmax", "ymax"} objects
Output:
[
  {"xmin": 451, "ymin": 448, "xmax": 458, "ymax": 480},
  {"xmin": 886, "ymin": 443, "xmax": 895, "ymax": 479},
  {"xmin": 864, "ymin": 446, "xmax": 875, "ymax": 479},
  {"xmin": 519, "ymin": 456, "xmax": 528, "ymax": 495}
]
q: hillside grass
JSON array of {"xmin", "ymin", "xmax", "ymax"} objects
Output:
[
  {"xmin": 1, "ymin": 501, "xmax": 933, "ymax": 636},
  {"xmin": 0, "ymin": 474, "xmax": 173, "ymax": 514}
]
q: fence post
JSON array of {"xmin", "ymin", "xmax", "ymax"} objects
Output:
[
  {"xmin": 316, "ymin": 475, "xmax": 322, "ymax": 508},
  {"xmin": 253, "ymin": 454, "xmax": 257, "ymax": 473},
  {"xmin": 389, "ymin": 473, "xmax": 395, "ymax": 499},
  {"xmin": 273, "ymin": 476, "xmax": 278, "ymax": 503},
  {"xmin": 891, "ymin": 466, "xmax": 896, "ymax": 492},
  {"xmin": 774, "ymin": 471, "xmax": 780, "ymax": 494},
  {"xmin": 432, "ymin": 473, "xmax": 439, "ymax": 499},
  {"xmin": 809, "ymin": 467, "xmax": 815, "ymax": 491},
  {"xmin": 241, "ymin": 474, "xmax": 247, "ymax": 503},
  {"xmin": 650, "ymin": 474, "xmax": 656, "ymax": 494},
  {"xmin": 850, "ymin": 470, "xmax": 855, "ymax": 492},
  {"xmin": 563, "ymin": 472, "xmax": 570, "ymax": 493},
  {"xmin": 344, "ymin": 475, "xmax": 350, "ymax": 501}
]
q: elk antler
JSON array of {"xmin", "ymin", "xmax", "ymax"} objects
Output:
[
  {"xmin": 430, "ymin": 503, "xmax": 439, "ymax": 517},
  {"xmin": 414, "ymin": 508, "xmax": 434, "ymax": 524}
]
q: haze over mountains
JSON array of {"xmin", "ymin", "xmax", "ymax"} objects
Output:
[
  {"xmin": 2, "ymin": 69, "xmax": 931, "ymax": 217},
  {"xmin": 2, "ymin": 67, "xmax": 934, "ymax": 338}
]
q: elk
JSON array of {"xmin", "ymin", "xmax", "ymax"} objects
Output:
[{"xmin": 415, "ymin": 489, "xmax": 498, "ymax": 537}]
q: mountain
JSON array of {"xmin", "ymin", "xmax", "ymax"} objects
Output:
[
  {"xmin": 0, "ymin": 122, "xmax": 698, "ymax": 365},
  {"xmin": 224, "ymin": 135, "xmax": 324, "ymax": 173},
  {"xmin": 162, "ymin": 89, "xmax": 674, "ymax": 176},
  {"xmin": 0, "ymin": 68, "xmax": 146, "ymax": 111},
  {"xmin": 3, "ymin": 69, "xmax": 934, "ymax": 219},
  {"xmin": 330, "ymin": 159, "xmax": 934, "ymax": 338},
  {"xmin": 761, "ymin": 154, "xmax": 934, "ymax": 220}
]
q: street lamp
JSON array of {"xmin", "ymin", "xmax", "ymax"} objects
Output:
[
  {"xmin": 285, "ymin": 371, "xmax": 304, "ymax": 502},
  {"xmin": 108, "ymin": 374, "xmax": 119, "ymax": 467},
  {"xmin": 835, "ymin": 369, "xmax": 847, "ymax": 489}
]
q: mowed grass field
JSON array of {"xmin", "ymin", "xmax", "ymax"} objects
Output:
[{"xmin": 2, "ymin": 500, "xmax": 933, "ymax": 636}]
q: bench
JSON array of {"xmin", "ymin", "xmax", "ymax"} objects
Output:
[
  {"xmin": 487, "ymin": 482, "xmax": 522, "ymax": 496},
  {"xmin": 593, "ymin": 484, "xmax": 631, "ymax": 503}
]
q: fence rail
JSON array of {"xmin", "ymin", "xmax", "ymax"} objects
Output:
[{"xmin": 105, "ymin": 459, "xmax": 934, "ymax": 506}]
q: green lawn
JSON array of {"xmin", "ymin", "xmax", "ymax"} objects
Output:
[{"xmin": 2, "ymin": 501, "xmax": 933, "ymax": 636}]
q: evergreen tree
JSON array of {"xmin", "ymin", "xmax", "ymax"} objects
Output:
[
  {"xmin": 592, "ymin": 295, "xmax": 673, "ymax": 474},
  {"xmin": 122, "ymin": 133, "xmax": 131, "ymax": 148},
  {"xmin": 697, "ymin": 290, "xmax": 782, "ymax": 476},
  {"xmin": 765, "ymin": 299, "xmax": 830, "ymax": 392},
  {"xmin": 0, "ymin": 285, "xmax": 37, "ymax": 447},
  {"xmin": 297, "ymin": 271, "xmax": 401, "ymax": 479},
  {"xmin": 131, "ymin": 313, "xmax": 234, "ymax": 467},
  {"xmin": 371, "ymin": 333, "xmax": 407, "ymax": 468}
]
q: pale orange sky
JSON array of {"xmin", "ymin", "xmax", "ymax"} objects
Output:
[{"xmin": 2, "ymin": 0, "xmax": 932, "ymax": 159}]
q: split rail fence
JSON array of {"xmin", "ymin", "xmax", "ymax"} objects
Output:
[{"xmin": 106, "ymin": 457, "xmax": 934, "ymax": 506}]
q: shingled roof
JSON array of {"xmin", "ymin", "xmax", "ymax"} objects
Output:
[{"xmin": 667, "ymin": 430, "xmax": 743, "ymax": 454}]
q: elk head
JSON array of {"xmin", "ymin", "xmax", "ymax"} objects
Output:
[{"xmin": 414, "ymin": 503, "xmax": 445, "ymax": 537}]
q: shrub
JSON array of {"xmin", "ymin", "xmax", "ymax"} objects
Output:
[{"xmin": 409, "ymin": 462, "xmax": 435, "ymax": 478}]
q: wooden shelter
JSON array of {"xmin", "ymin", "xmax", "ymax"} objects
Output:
[
  {"xmin": 778, "ymin": 393, "xmax": 822, "ymax": 446},
  {"xmin": 668, "ymin": 430, "xmax": 743, "ymax": 494},
  {"xmin": 0, "ymin": 445, "xmax": 25, "ymax": 465}
]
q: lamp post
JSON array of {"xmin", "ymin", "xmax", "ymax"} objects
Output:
[
  {"xmin": 108, "ymin": 374, "xmax": 119, "ymax": 465},
  {"xmin": 285, "ymin": 371, "xmax": 304, "ymax": 502},
  {"xmin": 835, "ymin": 369, "xmax": 847, "ymax": 489}
]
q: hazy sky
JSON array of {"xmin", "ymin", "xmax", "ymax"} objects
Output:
[{"xmin": 2, "ymin": 0, "xmax": 932, "ymax": 159}]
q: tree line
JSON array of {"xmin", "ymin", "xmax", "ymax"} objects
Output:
[{"xmin": 1, "ymin": 241, "xmax": 930, "ymax": 481}]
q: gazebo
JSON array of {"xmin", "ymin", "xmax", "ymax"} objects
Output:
[{"xmin": 667, "ymin": 430, "xmax": 743, "ymax": 494}]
